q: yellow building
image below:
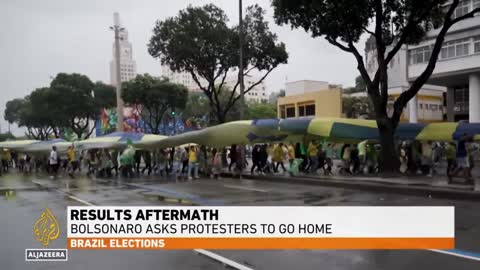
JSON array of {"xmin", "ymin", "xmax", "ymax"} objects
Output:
[
  {"xmin": 277, "ymin": 80, "xmax": 343, "ymax": 118},
  {"xmin": 348, "ymin": 84, "xmax": 446, "ymax": 123}
]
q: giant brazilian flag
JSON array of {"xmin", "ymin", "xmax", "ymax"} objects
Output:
[{"xmin": 3, "ymin": 118, "xmax": 480, "ymax": 151}]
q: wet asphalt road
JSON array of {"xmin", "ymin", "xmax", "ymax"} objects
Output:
[{"xmin": 1, "ymin": 173, "xmax": 480, "ymax": 270}]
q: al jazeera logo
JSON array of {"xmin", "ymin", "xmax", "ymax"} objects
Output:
[{"xmin": 25, "ymin": 208, "xmax": 68, "ymax": 262}]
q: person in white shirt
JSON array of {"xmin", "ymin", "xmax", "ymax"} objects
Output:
[{"xmin": 49, "ymin": 146, "xmax": 59, "ymax": 178}]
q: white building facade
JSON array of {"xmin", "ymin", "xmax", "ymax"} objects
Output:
[
  {"xmin": 161, "ymin": 65, "xmax": 267, "ymax": 103},
  {"xmin": 110, "ymin": 13, "xmax": 137, "ymax": 85},
  {"xmin": 224, "ymin": 75, "xmax": 267, "ymax": 103},
  {"xmin": 160, "ymin": 65, "xmax": 200, "ymax": 92},
  {"xmin": 366, "ymin": 0, "xmax": 480, "ymax": 122}
]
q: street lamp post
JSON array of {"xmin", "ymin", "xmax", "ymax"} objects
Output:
[
  {"xmin": 238, "ymin": 0, "xmax": 245, "ymax": 120},
  {"xmin": 110, "ymin": 13, "xmax": 125, "ymax": 132}
]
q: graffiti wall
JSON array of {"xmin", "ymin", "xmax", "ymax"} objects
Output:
[
  {"xmin": 96, "ymin": 107, "xmax": 204, "ymax": 136},
  {"xmin": 96, "ymin": 107, "xmax": 143, "ymax": 136}
]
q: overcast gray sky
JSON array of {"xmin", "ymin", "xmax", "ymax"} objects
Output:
[{"xmin": 0, "ymin": 0, "xmax": 362, "ymax": 136}]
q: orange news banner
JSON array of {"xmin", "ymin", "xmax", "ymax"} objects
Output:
[{"xmin": 67, "ymin": 237, "xmax": 454, "ymax": 250}]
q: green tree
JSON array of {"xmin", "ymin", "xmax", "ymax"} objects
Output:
[
  {"xmin": 344, "ymin": 76, "xmax": 367, "ymax": 94},
  {"xmin": 93, "ymin": 82, "xmax": 117, "ymax": 110},
  {"xmin": 268, "ymin": 89, "xmax": 285, "ymax": 106},
  {"xmin": 4, "ymin": 98, "xmax": 26, "ymax": 125},
  {"xmin": 0, "ymin": 132, "xmax": 15, "ymax": 142},
  {"xmin": 182, "ymin": 92, "xmax": 211, "ymax": 127},
  {"xmin": 148, "ymin": 4, "xmax": 288, "ymax": 124},
  {"xmin": 273, "ymin": 0, "xmax": 480, "ymax": 173},
  {"xmin": 122, "ymin": 74, "xmax": 188, "ymax": 134},
  {"xmin": 49, "ymin": 73, "xmax": 116, "ymax": 139},
  {"xmin": 182, "ymin": 87, "xmax": 243, "ymax": 126},
  {"xmin": 5, "ymin": 74, "xmax": 116, "ymax": 140},
  {"xmin": 217, "ymin": 86, "xmax": 243, "ymax": 122},
  {"xmin": 343, "ymin": 96, "xmax": 375, "ymax": 119},
  {"xmin": 355, "ymin": 75, "xmax": 366, "ymax": 92},
  {"xmin": 247, "ymin": 102, "xmax": 277, "ymax": 119},
  {"xmin": 19, "ymin": 87, "xmax": 63, "ymax": 140}
]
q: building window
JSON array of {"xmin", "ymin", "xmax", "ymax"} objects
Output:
[
  {"xmin": 280, "ymin": 106, "xmax": 286, "ymax": 118},
  {"xmin": 299, "ymin": 106, "xmax": 305, "ymax": 117},
  {"xmin": 475, "ymin": 0, "xmax": 480, "ymax": 9},
  {"xmin": 474, "ymin": 36, "xmax": 480, "ymax": 54},
  {"xmin": 440, "ymin": 38, "xmax": 470, "ymax": 59},
  {"xmin": 305, "ymin": 104, "xmax": 316, "ymax": 116},
  {"xmin": 454, "ymin": 88, "xmax": 469, "ymax": 103},
  {"xmin": 298, "ymin": 103, "xmax": 315, "ymax": 117},
  {"xmin": 286, "ymin": 107, "xmax": 295, "ymax": 118},
  {"xmin": 453, "ymin": 0, "xmax": 471, "ymax": 19},
  {"xmin": 409, "ymin": 46, "xmax": 431, "ymax": 64},
  {"xmin": 419, "ymin": 104, "xmax": 423, "ymax": 110}
]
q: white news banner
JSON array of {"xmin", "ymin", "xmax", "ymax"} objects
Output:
[{"xmin": 67, "ymin": 206, "xmax": 454, "ymax": 250}]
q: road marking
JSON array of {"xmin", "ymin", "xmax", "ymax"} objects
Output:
[
  {"xmin": 194, "ymin": 249, "xmax": 254, "ymax": 270},
  {"xmin": 126, "ymin": 183, "xmax": 221, "ymax": 205},
  {"xmin": 223, "ymin": 185, "xmax": 268, "ymax": 193},
  {"xmin": 32, "ymin": 179, "xmax": 251, "ymax": 269},
  {"xmin": 32, "ymin": 178, "xmax": 480, "ymax": 265},
  {"xmin": 32, "ymin": 179, "xmax": 95, "ymax": 206},
  {"xmin": 64, "ymin": 193, "xmax": 95, "ymax": 206},
  {"xmin": 429, "ymin": 249, "xmax": 480, "ymax": 262},
  {"xmin": 67, "ymin": 196, "xmax": 251, "ymax": 269}
]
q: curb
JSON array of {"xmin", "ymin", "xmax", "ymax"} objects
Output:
[
  {"xmin": 223, "ymin": 173, "xmax": 480, "ymax": 201},
  {"xmin": 135, "ymin": 191, "xmax": 197, "ymax": 205},
  {"xmin": 162, "ymin": 196, "xmax": 196, "ymax": 205},
  {"xmin": 124, "ymin": 183, "xmax": 201, "ymax": 205},
  {"xmin": 0, "ymin": 186, "xmax": 41, "ymax": 192}
]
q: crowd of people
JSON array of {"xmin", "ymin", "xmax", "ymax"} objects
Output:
[
  {"xmin": 0, "ymin": 134, "xmax": 478, "ymax": 185},
  {"xmin": 0, "ymin": 144, "xmax": 237, "ymax": 181}
]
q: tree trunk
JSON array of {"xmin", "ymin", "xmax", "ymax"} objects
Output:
[
  {"xmin": 75, "ymin": 130, "xmax": 83, "ymax": 140},
  {"xmin": 377, "ymin": 119, "xmax": 400, "ymax": 176},
  {"xmin": 72, "ymin": 123, "xmax": 83, "ymax": 140},
  {"xmin": 216, "ymin": 111, "xmax": 226, "ymax": 124},
  {"xmin": 52, "ymin": 127, "xmax": 59, "ymax": 139},
  {"xmin": 151, "ymin": 122, "xmax": 159, "ymax": 135}
]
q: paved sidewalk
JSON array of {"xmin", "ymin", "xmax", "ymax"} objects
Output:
[
  {"xmin": 288, "ymin": 172, "xmax": 475, "ymax": 190},
  {"xmin": 223, "ymin": 160, "xmax": 480, "ymax": 200}
]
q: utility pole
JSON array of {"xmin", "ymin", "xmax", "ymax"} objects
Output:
[
  {"xmin": 238, "ymin": 0, "xmax": 245, "ymax": 120},
  {"xmin": 111, "ymin": 12, "xmax": 125, "ymax": 131}
]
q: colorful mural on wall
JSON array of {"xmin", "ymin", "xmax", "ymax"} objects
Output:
[
  {"xmin": 97, "ymin": 107, "xmax": 143, "ymax": 136},
  {"xmin": 96, "ymin": 107, "xmax": 205, "ymax": 136}
]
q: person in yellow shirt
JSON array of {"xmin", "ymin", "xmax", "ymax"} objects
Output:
[
  {"xmin": 306, "ymin": 142, "xmax": 318, "ymax": 173},
  {"xmin": 308, "ymin": 142, "xmax": 318, "ymax": 157},
  {"xmin": 67, "ymin": 145, "xmax": 79, "ymax": 177},
  {"xmin": 67, "ymin": 146, "xmax": 75, "ymax": 161},
  {"xmin": 188, "ymin": 145, "xmax": 199, "ymax": 180},
  {"xmin": 265, "ymin": 144, "xmax": 275, "ymax": 173},
  {"xmin": 273, "ymin": 143, "xmax": 287, "ymax": 173}
]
